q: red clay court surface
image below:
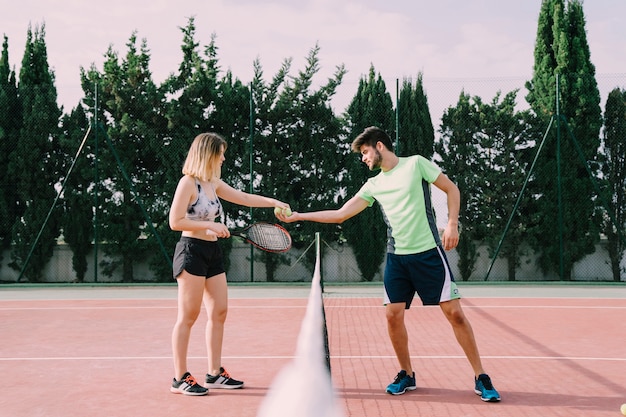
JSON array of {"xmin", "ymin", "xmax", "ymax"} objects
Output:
[{"xmin": 1, "ymin": 283, "xmax": 625, "ymax": 417}]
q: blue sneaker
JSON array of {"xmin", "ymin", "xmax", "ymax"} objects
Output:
[
  {"xmin": 386, "ymin": 370, "xmax": 416, "ymax": 395},
  {"xmin": 474, "ymin": 374, "xmax": 501, "ymax": 402}
]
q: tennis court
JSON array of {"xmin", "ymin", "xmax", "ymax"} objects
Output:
[{"xmin": 1, "ymin": 283, "xmax": 625, "ymax": 417}]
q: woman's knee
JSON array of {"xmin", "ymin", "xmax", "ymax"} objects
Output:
[
  {"xmin": 177, "ymin": 309, "xmax": 201, "ymax": 328},
  {"xmin": 205, "ymin": 301, "xmax": 228, "ymax": 324},
  {"xmin": 213, "ymin": 306, "xmax": 228, "ymax": 323}
]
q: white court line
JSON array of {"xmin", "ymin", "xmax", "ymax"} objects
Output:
[
  {"xmin": 462, "ymin": 305, "xmax": 626, "ymax": 309},
  {"xmin": 0, "ymin": 305, "xmax": 309, "ymax": 311},
  {"xmin": 1, "ymin": 305, "xmax": 625, "ymax": 312},
  {"xmin": 0, "ymin": 355, "xmax": 624, "ymax": 361},
  {"xmin": 0, "ymin": 305, "xmax": 176, "ymax": 309}
]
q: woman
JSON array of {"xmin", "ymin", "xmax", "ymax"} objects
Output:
[{"xmin": 168, "ymin": 132, "xmax": 290, "ymax": 395}]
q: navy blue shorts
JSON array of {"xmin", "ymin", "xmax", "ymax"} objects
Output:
[
  {"xmin": 172, "ymin": 237, "xmax": 225, "ymax": 279},
  {"xmin": 383, "ymin": 246, "xmax": 460, "ymax": 308}
]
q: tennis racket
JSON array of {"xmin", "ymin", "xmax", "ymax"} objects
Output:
[{"xmin": 231, "ymin": 222, "xmax": 292, "ymax": 253}]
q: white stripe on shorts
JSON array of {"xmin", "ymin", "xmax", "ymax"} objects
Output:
[{"xmin": 437, "ymin": 246, "xmax": 459, "ymax": 302}]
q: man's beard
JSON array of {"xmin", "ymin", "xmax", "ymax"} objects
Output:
[{"xmin": 369, "ymin": 149, "xmax": 382, "ymax": 170}]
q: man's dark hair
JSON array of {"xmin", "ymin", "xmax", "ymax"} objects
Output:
[{"xmin": 351, "ymin": 126, "xmax": 394, "ymax": 153}]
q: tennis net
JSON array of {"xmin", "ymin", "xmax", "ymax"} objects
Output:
[{"xmin": 257, "ymin": 233, "xmax": 343, "ymax": 417}]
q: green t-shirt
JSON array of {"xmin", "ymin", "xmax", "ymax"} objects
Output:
[{"xmin": 356, "ymin": 155, "xmax": 442, "ymax": 255}]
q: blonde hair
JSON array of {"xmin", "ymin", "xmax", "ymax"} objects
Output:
[{"xmin": 182, "ymin": 132, "xmax": 228, "ymax": 181}]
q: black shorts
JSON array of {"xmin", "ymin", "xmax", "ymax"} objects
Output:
[
  {"xmin": 383, "ymin": 246, "xmax": 460, "ymax": 308},
  {"xmin": 172, "ymin": 237, "xmax": 225, "ymax": 279}
]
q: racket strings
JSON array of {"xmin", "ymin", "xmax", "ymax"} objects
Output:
[{"xmin": 247, "ymin": 224, "xmax": 291, "ymax": 251}]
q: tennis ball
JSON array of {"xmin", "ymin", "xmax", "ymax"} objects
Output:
[
  {"xmin": 621, "ymin": 403, "xmax": 626, "ymax": 416},
  {"xmin": 274, "ymin": 207, "xmax": 292, "ymax": 217}
]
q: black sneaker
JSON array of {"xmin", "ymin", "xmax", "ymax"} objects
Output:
[
  {"xmin": 171, "ymin": 372, "xmax": 208, "ymax": 396},
  {"xmin": 474, "ymin": 373, "xmax": 501, "ymax": 402},
  {"xmin": 205, "ymin": 367, "xmax": 244, "ymax": 389}
]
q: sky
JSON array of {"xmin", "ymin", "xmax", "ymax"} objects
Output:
[{"xmin": 2, "ymin": 0, "xmax": 626, "ymax": 123}]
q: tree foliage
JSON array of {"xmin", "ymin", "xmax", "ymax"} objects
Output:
[
  {"xmin": 8, "ymin": 24, "xmax": 62, "ymax": 281},
  {"xmin": 344, "ymin": 66, "xmax": 394, "ymax": 281},
  {"xmin": 0, "ymin": 35, "xmax": 21, "ymax": 259},
  {"xmin": 601, "ymin": 88, "xmax": 626, "ymax": 281},
  {"xmin": 251, "ymin": 44, "xmax": 346, "ymax": 280},
  {"xmin": 475, "ymin": 91, "xmax": 533, "ymax": 280},
  {"xmin": 437, "ymin": 90, "xmax": 532, "ymax": 280},
  {"xmin": 58, "ymin": 106, "xmax": 93, "ymax": 282},
  {"xmin": 436, "ymin": 92, "xmax": 483, "ymax": 280},
  {"xmin": 397, "ymin": 73, "xmax": 435, "ymax": 158},
  {"xmin": 157, "ymin": 19, "xmax": 245, "ymax": 279},
  {"xmin": 525, "ymin": 0, "xmax": 602, "ymax": 279},
  {"xmin": 80, "ymin": 32, "xmax": 168, "ymax": 282}
]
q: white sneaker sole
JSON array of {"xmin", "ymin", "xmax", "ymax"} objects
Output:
[
  {"xmin": 170, "ymin": 386, "xmax": 209, "ymax": 396},
  {"xmin": 386, "ymin": 385, "xmax": 417, "ymax": 395},
  {"xmin": 205, "ymin": 383, "xmax": 244, "ymax": 389}
]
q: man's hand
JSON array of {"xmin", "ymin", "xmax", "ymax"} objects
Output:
[
  {"xmin": 441, "ymin": 222, "xmax": 459, "ymax": 251},
  {"xmin": 276, "ymin": 210, "xmax": 299, "ymax": 223}
]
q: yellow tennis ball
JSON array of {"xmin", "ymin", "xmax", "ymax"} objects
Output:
[
  {"xmin": 621, "ymin": 403, "xmax": 626, "ymax": 416},
  {"xmin": 274, "ymin": 207, "xmax": 292, "ymax": 217}
]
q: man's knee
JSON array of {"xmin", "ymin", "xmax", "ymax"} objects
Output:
[
  {"xmin": 441, "ymin": 300, "xmax": 468, "ymax": 326},
  {"xmin": 386, "ymin": 302, "xmax": 405, "ymax": 323}
]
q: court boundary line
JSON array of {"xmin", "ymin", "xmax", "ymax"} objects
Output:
[
  {"xmin": 2, "ymin": 355, "xmax": 624, "ymax": 361},
  {"xmin": 2, "ymin": 304, "xmax": 625, "ymax": 312}
]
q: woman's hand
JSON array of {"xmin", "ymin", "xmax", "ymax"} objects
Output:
[{"xmin": 206, "ymin": 222, "xmax": 230, "ymax": 238}]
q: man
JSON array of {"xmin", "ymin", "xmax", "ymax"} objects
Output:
[{"xmin": 277, "ymin": 126, "xmax": 500, "ymax": 402}]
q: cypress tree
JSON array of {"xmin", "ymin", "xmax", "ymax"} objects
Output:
[
  {"xmin": 344, "ymin": 66, "xmax": 394, "ymax": 281},
  {"xmin": 397, "ymin": 73, "xmax": 434, "ymax": 158},
  {"xmin": 9, "ymin": 24, "xmax": 62, "ymax": 281},
  {"xmin": 601, "ymin": 88, "xmax": 626, "ymax": 281},
  {"xmin": 525, "ymin": 0, "xmax": 602, "ymax": 279},
  {"xmin": 58, "ymin": 106, "xmax": 93, "ymax": 282},
  {"xmin": 0, "ymin": 35, "xmax": 21, "ymax": 262}
]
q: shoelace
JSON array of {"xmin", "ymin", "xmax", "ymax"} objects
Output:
[
  {"xmin": 220, "ymin": 368, "xmax": 231, "ymax": 378},
  {"xmin": 393, "ymin": 372, "xmax": 406, "ymax": 383},
  {"xmin": 184, "ymin": 374, "xmax": 199, "ymax": 385},
  {"xmin": 478, "ymin": 376, "xmax": 494, "ymax": 390}
]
